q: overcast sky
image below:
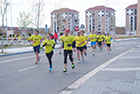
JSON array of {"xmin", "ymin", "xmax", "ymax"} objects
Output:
[{"xmin": 5, "ymin": 0, "xmax": 138, "ymax": 28}]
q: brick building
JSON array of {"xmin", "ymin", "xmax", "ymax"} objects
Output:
[
  {"xmin": 51, "ymin": 8, "xmax": 79, "ymax": 32},
  {"xmin": 125, "ymin": 4, "xmax": 137, "ymax": 35},
  {"xmin": 85, "ymin": 5, "xmax": 116, "ymax": 34}
]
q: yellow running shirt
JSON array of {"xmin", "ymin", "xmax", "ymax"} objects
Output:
[
  {"xmin": 97, "ymin": 35, "xmax": 103, "ymax": 42},
  {"xmin": 60, "ymin": 35, "xmax": 74, "ymax": 50},
  {"xmin": 18, "ymin": 36, "xmax": 21, "ymax": 39},
  {"xmin": 105, "ymin": 36, "xmax": 112, "ymax": 44},
  {"xmin": 83, "ymin": 35, "xmax": 88, "ymax": 46},
  {"xmin": 88, "ymin": 34, "xmax": 97, "ymax": 42},
  {"xmin": 75, "ymin": 36, "xmax": 85, "ymax": 47},
  {"xmin": 42, "ymin": 39, "xmax": 55, "ymax": 53},
  {"xmin": 30, "ymin": 35, "xmax": 42, "ymax": 47}
]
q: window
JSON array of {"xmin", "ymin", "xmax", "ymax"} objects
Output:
[
  {"xmin": 98, "ymin": 28, "xmax": 101, "ymax": 31},
  {"xmin": 98, "ymin": 25, "xmax": 101, "ymax": 27},
  {"xmin": 92, "ymin": 12, "xmax": 94, "ymax": 17},
  {"xmin": 135, "ymin": 9, "xmax": 137, "ymax": 15}
]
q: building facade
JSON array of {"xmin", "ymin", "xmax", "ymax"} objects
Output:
[
  {"xmin": 51, "ymin": 8, "xmax": 79, "ymax": 32},
  {"xmin": 126, "ymin": 4, "xmax": 137, "ymax": 35},
  {"xmin": 85, "ymin": 5, "xmax": 115, "ymax": 34}
]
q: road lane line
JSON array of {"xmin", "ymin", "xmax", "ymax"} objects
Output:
[
  {"xmin": 19, "ymin": 65, "xmax": 38, "ymax": 72},
  {"xmin": 59, "ymin": 48, "xmax": 135, "ymax": 94},
  {"xmin": 101, "ymin": 68, "xmax": 140, "ymax": 71},
  {"xmin": 0, "ymin": 54, "xmax": 44, "ymax": 64},
  {"xmin": 119, "ymin": 56, "xmax": 140, "ymax": 59},
  {"xmin": 115, "ymin": 47, "xmax": 123, "ymax": 50}
]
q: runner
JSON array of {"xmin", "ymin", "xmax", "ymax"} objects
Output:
[
  {"xmin": 13, "ymin": 34, "xmax": 17, "ymax": 44},
  {"xmin": 70, "ymin": 31, "xmax": 76, "ymax": 58},
  {"xmin": 101, "ymin": 32, "xmax": 106, "ymax": 47},
  {"xmin": 26, "ymin": 35, "xmax": 31, "ymax": 44},
  {"xmin": 59, "ymin": 32, "xmax": 64, "ymax": 54},
  {"xmin": 75, "ymin": 31, "xmax": 85, "ymax": 63},
  {"xmin": 42, "ymin": 35, "xmax": 55, "ymax": 71},
  {"xmin": 30, "ymin": 30, "xmax": 42, "ymax": 64},
  {"xmin": 60, "ymin": 29, "xmax": 75, "ymax": 73},
  {"xmin": 88, "ymin": 31, "xmax": 97, "ymax": 55},
  {"xmin": 17, "ymin": 35, "xmax": 21, "ymax": 44},
  {"xmin": 97, "ymin": 32, "xmax": 103, "ymax": 51},
  {"xmin": 81, "ymin": 31, "xmax": 88, "ymax": 56},
  {"xmin": 105, "ymin": 33, "xmax": 112, "ymax": 54}
]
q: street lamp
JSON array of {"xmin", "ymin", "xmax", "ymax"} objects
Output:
[
  {"xmin": 5, "ymin": 0, "xmax": 8, "ymax": 44},
  {"xmin": 105, "ymin": 0, "xmax": 107, "ymax": 34}
]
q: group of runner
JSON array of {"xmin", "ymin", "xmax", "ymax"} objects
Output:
[{"xmin": 30, "ymin": 29, "xmax": 112, "ymax": 73}]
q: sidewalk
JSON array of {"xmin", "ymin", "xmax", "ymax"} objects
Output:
[{"xmin": 61, "ymin": 45, "xmax": 140, "ymax": 94}]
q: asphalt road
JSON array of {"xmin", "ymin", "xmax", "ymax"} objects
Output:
[{"xmin": 0, "ymin": 39, "xmax": 140, "ymax": 94}]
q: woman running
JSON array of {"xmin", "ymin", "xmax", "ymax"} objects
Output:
[{"xmin": 42, "ymin": 35, "xmax": 55, "ymax": 71}]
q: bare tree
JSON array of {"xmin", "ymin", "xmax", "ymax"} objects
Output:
[
  {"xmin": 0, "ymin": 0, "xmax": 9, "ymax": 53},
  {"xmin": 17, "ymin": 11, "xmax": 32, "ymax": 30},
  {"xmin": 29, "ymin": 0, "xmax": 45, "ymax": 30}
]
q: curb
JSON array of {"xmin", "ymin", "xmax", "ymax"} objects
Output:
[{"xmin": 0, "ymin": 47, "xmax": 59, "ymax": 57}]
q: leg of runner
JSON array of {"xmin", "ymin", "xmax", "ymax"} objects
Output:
[
  {"xmin": 68, "ymin": 50, "xmax": 75, "ymax": 69},
  {"xmin": 63, "ymin": 50, "xmax": 68, "ymax": 73},
  {"xmin": 77, "ymin": 49, "xmax": 80, "ymax": 63},
  {"xmin": 80, "ymin": 51, "xmax": 84, "ymax": 61},
  {"xmin": 46, "ymin": 51, "xmax": 54, "ymax": 71}
]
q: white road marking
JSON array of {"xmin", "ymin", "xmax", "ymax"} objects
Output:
[
  {"xmin": 59, "ymin": 48, "xmax": 135, "ymax": 94},
  {"xmin": 101, "ymin": 68, "xmax": 140, "ymax": 71},
  {"xmin": 19, "ymin": 65, "xmax": 38, "ymax": 72},
  {"xmin": 115, "ymin": 47, "xmax": 123, "ymax": 50},
  {"xmin": 119, "ymin": 56, "xmax": 140, "ymax": 59},
  {"xmin": 0, "ymin": 54, "xmax": 44, "ymax": 64},
  {"xmin": 0, "ymin": 50, "xmax": 60, "ymax": 64}
]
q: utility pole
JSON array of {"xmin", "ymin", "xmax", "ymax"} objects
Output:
[
  {"xmin": 10, "ymin": 0, "xmax": 13, "ymax": 43},
  {"xmin": 5, "ymin": 0, "xmax": 8, "ymax": 44},
  {"xmin": 105, "ymin": 0, "xmax": 107, "ymax": 34}
]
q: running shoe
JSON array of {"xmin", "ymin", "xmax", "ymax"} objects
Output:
[
  {"xmin": 100, "ymin": 48, "xmax": 102, "ymax": 51},
  {"xmin": 59, "ymin": 52, "xmax": 61, "ymax": 54},
  {"xmin": 72, "ymin": 63, "xmax": 75, "ymax": 69},
  {"xmin": 38, "ymin": 57, "xmax": 41, "ymax": 61},
  {"xmin": 108, "ymin": 52, "xmax": 110, "ymax": 54},
  {"xmin": 77, "ymin": 59, "xmax": 80, "ymax": 63},
  {"xmin": 35, "ymin": 60, "xmax": 39, "ymax": 64},
  {"xmin": 49, "ymin": 67, "xmax": 52, "ymax": 71},
  {"xmin": 63, "ymin": 68, "xmax": 67, "ymax": 73},
  {"xmin": 110, "ymin": 49, "xmax": 111, "ymax": 51},
  {"xmin": 82, "ymin": 58, "xmax": 84, "ymax": 61},
  {"xmin": 85, "ymin": 53, "xmax": 87, "ymax": 56},
  {"xmin": 93, "ymin": 52, "xmax": 95, "ymax": 55}
]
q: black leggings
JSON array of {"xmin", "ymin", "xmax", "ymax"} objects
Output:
[
  {"xmin": 64, "ymin": 50, "xmax": 73, "ymax": 64},
  {"xmin": 46, "ymin": 51, "xmax": 54, "ymax": 68}
]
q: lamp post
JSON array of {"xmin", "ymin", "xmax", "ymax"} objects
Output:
[
  {"xmin": 10, "ymin": 0, "xmax": 13, "ymax": 43},
  {"xmin": 105, "ymin": 0, "xmax": 107, "ymax": 34},
  {"xmin": 5, "ymin": 0, "xmax": 8, "ymax": 44}
]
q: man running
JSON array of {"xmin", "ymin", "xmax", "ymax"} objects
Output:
[
  {"xmin": 105, "ymin": 33, "xmax": 112, "ymax": 54},
  {"xmin": 75, "ymin": 31, "xmax": 85, "ymax": 63},
  {"xmin": 81, "ymin": 31, "xmax": 88, "ymax": 56},
  {"xmin": 42, "ymin": 35, "xmax": 55, "ymax": 71},
  {"xmin": 30, "ymin": 30, "xmax": 42, "ymax": 64},
  {"xmin": 97, "ymin": 32, "xmax": 103, "ymax": 51},
  {"xmin": 60, "ymin": 29, "xmax": 75, "ymax": 73},
  {"xmin": 88, "ymin": 31, "xmax": 97, "ymax": 55}
]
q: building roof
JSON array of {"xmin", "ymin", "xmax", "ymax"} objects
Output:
[
  {"xmin": 51, "ymin": 8, "xmax": 79, "ymax": 14},
  {"xmin": 126, "ymin": 4, "xmax": 137, "ymax": 9},
  {"xmin": 85, "ymin": 5, "xmax": 115, "ymax": 12}
]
